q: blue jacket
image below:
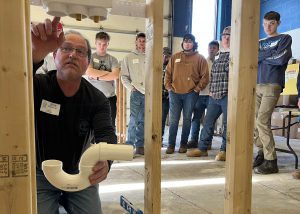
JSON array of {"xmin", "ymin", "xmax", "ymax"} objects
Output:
[{"xmin": 257, "ymin": 34, "xmax": 292, "ymax": 89}]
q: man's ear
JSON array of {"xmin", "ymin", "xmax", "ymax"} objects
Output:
[
  {"xmin": 278, "ymin": 20, "xmax": 281, "ymax": 26},
  {"xmin": 52, "ymin": 50, "xmax": 57, "ymax": 59}
]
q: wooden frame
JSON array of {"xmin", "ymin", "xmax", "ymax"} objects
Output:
[
  {"xmin": 224, "ymin": 0, "xmax": 260, "ymax": 213},
  {"xmin": 0, "ymin": 0, "xmax": 37, "ymax": 213}
]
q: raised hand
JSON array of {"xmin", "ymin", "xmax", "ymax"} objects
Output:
[{"xmin": 31, "ymin": 17, "xmax": 65, "ymax": 63}]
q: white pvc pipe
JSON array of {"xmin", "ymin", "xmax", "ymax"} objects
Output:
[{"xmin": 42, "ymin": 143, "xmax": 133, "ymax": 192}]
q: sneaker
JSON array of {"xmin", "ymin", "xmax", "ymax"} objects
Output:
[
  {"xmin": 253, "ymin": 150, "xmax": 264, "ymax": 168},
  {"xmin": 178, "ymin": 144, "xmax": 188, "ymax": 153},
  {"xmin": 166, "ymin": 145, "xmax": 175, "ymax": 154},
  {"xmin": 187, "ymin": 140, "xmax": 198, "ymax": 149},
  {"xmin": 215, "ymin": 151, "xmax": 226, "ymax": 161},
  {"xmin": 135, "ymin": 147, "xmax": 144, "ymax": 155},
  {"xmin": 254, "ymin": 159, "xmax": 278, "ymax": 174},
  {"xmin": 186, "ymin": 149, "xmax": 208, "ymax": 157}
]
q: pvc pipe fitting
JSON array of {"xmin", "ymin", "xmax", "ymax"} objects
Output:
[{"xmin": 42, "ymin": 143, "xmax": 133, "ymax": 192}]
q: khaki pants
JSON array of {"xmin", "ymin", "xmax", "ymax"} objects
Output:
[{"xmin": 254, "ymin": 84, "xmax": 281, "ymax": 160}]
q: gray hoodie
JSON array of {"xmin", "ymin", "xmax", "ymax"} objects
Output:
[{"xmin": 120, "ymin": 50, "xmax": 146, "ymax": 94}]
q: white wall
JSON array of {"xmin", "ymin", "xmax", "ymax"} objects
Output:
[{"xmin": 286, "ymin": 28, "xmax": 300, "ymax": 60}]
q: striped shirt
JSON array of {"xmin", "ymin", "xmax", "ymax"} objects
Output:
[{"xmin": 209, "ymin": 51, "xmax": 230, "ymax": 99}]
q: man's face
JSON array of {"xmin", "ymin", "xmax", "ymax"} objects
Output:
[
  {"xmin": 182, "ymin": 39, "xmax": 194, "ymax": 51},
  {"xmin": 136, "ymin": 37, "xmax": 146, "ymax": 53},
  {"xmin": 221, "ymin": 31, "xmax": 230, "ymax": 49},
  {"xmin": 95, "ymin": 39, "xmax": 109, "ymax": 55},
  {"xmin": 263, "ymin": 19, "xmax": 280, "ymax": 37},
  {"xmin": 208, "ymin": 44, "xmax": 219, "ymax": 58},
  {"xmin": 54, "ymin": 34, "xmax": 89, "ymax": 81}
]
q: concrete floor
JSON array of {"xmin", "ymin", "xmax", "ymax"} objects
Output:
[{"xmin": 100, "ymin": 130, "xmax": 300, "ymax": 214}]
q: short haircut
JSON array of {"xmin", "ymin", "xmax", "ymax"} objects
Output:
[
  {"xmin": 208, "ymin": 40, "xmax": 219, "ymax": 49},
  {"xmin": 95, "ymin": 31, "xmax": 110, "ymax": 41},
  {"xmin": 64, "ymin": 30, "xmax": 92, "ymax": 63},
  {"xmin": 264, "ymin": 11, "xmax": 280, "ymax": 21},
  {"xmin": 136, "ymin": 32, "xmax": 146, "ymax": 40}
]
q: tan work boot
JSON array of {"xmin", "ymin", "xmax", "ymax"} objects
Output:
[
  {"xmin": 292, "ymin": 169, "xmax": 300, "ymax": 179},
  {"xmin": 166, "ymin": 145, "xmax": 175, "ymax": 154},
  {"xmin": 215, "ymin": 151, "xmax": 226, "ymax": 161},
  {"xmin": 186, "ymin": 149, "xmax": 208, "ymax": 157}
]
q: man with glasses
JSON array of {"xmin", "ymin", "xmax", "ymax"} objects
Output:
[
  {"xmin": 31, "ymin": 17, "xmax": 117, "ymax": 214},
  {"xmin": 164, "ymin": 33, "xmax": 209, "ymax": 154},
  {"xmin": 187, "ymin": 26, "xmax": 231, "ymax": 161},
  {"xmin": 85, "ymin": 32, "xmax": 120, "ymax": 131},
  {"xmin": 253, "ymin": 11, "xmax": 292, "ymax": 174}
]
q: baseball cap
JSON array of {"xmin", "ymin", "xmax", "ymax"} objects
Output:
[{"xmin": 183, "ymin": 33, "xmax": 196, "ymax": 43}]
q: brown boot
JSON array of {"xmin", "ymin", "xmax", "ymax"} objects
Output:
[
  {"xmin": 178, "ymin": 144, "xmax": 187, "ymax": 153},
  {"xmin": 215, "ymin": 151, "xmax": 226, "ymax": 161},
  {"xmin": 166, "ymin": 145, "xmax": 175, "ymax": 154},
  {"xmin": 135, "ymin": 147, "xmax": 144, "ymax": 155},
  {"xmin": 186, "ymin": 149, "xmax": 208, "ymax": 157},
  {"xmin": 292, "ymin": 169, "xmax": 300, "ymax": 179}
]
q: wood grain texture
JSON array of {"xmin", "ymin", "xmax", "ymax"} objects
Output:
[
  {"xmin": 224, "ymin": 1, "xmax": 260, "ymax": 213},
  {"xmin": 144, "ymin": 0, "xmax": 164, "ymax": 213},
  {"xmin": 0, "ymin": 0, "xmax": 36, "ymax": 213}
]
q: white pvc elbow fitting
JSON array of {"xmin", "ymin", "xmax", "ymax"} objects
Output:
[{"xmin": 42, "ymin": 143, "xmax": 133, "ymax": 192}]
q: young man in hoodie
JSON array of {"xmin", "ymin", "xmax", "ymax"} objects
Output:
[
  {"xmin": 253, "ymin": 11, "xmax": 292, "ymax": 174},
  {"xmin": 121, "ymin": 33, "xmax": 146, "ymax": 155},
  {"xmin": 164, "ymin": 33, "xmax": 209, "ymax": 154}
]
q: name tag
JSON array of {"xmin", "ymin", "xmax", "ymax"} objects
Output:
[
  {"xmin": 133, "ymin": 59, "xmax": 139, "ymax": 64},
  {"xmin": 93, "ymin": 58, "xmax": 100, "ymax": 63},
  {"xmin": 40, "ymin": 99, "xmax": 61, "ymax": 116},
  {"xmin": 175, "ymin": 58, "xmax": 181, "ymax": 63}
]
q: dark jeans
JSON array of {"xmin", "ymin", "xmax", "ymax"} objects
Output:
[
  {"xmin": 199, "ymin": 96, "xmax": 228, "ymax": 151},
  {"xmin": 162, "ymin": 97, "xmax": 169, "ymax": 137},
  {"xmin": 108, "ymin": 96, "xmax": 117, "ymax": 131},
  {"xmin": 190, "ymin": 95, "xmax": 209, "ymax": 142},
  {"xmin": 168, "ymin": 91, "xmax": 198, "ymax": 146}
]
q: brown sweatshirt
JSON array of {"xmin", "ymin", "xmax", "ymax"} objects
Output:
[{"xmin": 164, "ymin": 51, "xmax": 209, "ymax": 94}]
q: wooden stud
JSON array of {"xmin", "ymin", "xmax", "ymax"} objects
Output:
[
  {"xmin": 144, "ymin": 0, "xmax": 163, "ymax": 213},
  {"xmin": 224, "ymin": 1, "xmax": 260, "ymax": 213},
  {"xmin": 121, "ymin": 85, "xmax": 127, "ymax": 144},
  {"xmin": 0, "ymin": 0, "xmax": 37, "ymax": 213}
]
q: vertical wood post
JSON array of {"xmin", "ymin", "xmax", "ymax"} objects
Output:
[
  {"xmin": 121, "ymin": 85, "xmax": 127, "ymax": 144},
  {"xmin": 0, "ymin": 0, "xmax": 37, "ymax": 214},
  {"xmin": 116, "ymin": 78, "xmax": 121, "ymax": 142},
  {"xmin": 116, "ymin": 78, "xmax": 127, "ymax": 144},
  {"xmin": 224, "ymin": 1, "xmax": 260, "ymax": 213},
  {"xmin": 144, "ymin": 0, "xmax": 163, "ymax": 213}
]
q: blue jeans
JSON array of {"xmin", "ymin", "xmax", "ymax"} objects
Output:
[
  {"xmin": 162, "ymin": 97, "xmax": 169, "ymax": 137},
  {"xmin": 199, "ymin": 96, "xmax": 228, "ymax": 151},
  {"xmin": 168, "ymin": 91, "xmax": 198, "ymax": 146},
  {"xmin": 126, "ymin": 91, "xmax": 145, "ymax": 148},
  {"xmin": 36, "ymin": 168, "xmax": 102, "ymax": 214},
  {"xmin": 190, "ymin": 95, "xmax": 209, "ymax": 142}
]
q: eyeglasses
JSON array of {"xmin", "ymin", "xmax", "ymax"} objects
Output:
[
  {"xmin": 183, "ymin": 39, "xmax": 193, "ymax": 43},
  {"xmin": 59, "ymin": 45, "xmax": 88, "ymax": 58},
  {"xmin": 222, "ymin": 33, "xmax": 230, "ymax": 36}
]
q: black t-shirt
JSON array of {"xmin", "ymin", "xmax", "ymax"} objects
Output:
[{"xmin": 33, "ymin": 63, "xmax": 117, "ymax": 173}]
